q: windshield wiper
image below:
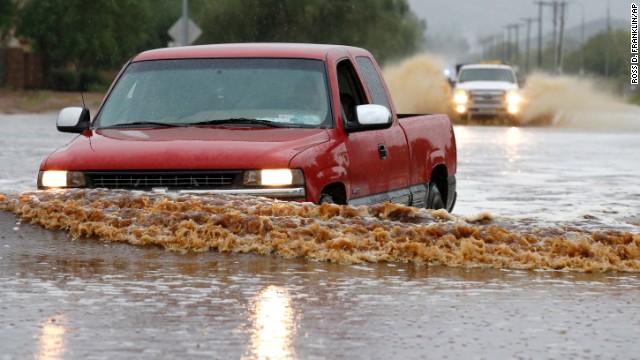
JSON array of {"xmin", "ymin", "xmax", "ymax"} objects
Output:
[
  {"xmin": 100, "ymin": 121, "xmax": 182, "ymax": 129},
  {"xmin": 187, "ymin": 118, "xmax": 284, "ymax": 128}
]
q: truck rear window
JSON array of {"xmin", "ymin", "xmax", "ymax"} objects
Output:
[{"xmin": 96, "ymin": 58, "xmax": 331, "ymax": 128}]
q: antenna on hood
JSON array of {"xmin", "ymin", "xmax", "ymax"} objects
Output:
[
  {"xmin": 73, "ymin": 59, "xmax": 90, "ymax": 131},
  {"xmin": 79, "ymin": 87, "xmax": 86, "ymax": 109},
  {"xmin": 73, "ymin": 59, "xmax": 87, "ymax": 109}
]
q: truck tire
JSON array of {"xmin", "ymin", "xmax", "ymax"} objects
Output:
[
  {"xmin": 319, "ymin": 194, "xmax": 335, "ymax": 204},
  {"xmin": 427, "ymin": 182, "xmax": 445, "ymax": 210}
]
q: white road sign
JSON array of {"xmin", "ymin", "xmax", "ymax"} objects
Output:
[{"xmin": 168, "ymin": 16, "xmax": 202, "ymax": 46}]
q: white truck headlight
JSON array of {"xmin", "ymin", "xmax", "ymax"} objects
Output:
[
  {"xmin": 505, "ymin": 90, "xmax": 521, "ymax": 114},
  {"xmin": 453, "ymin": 90, "xmax": 469, "ymax": 104},
  {"xmin": 455, "ymin": 104, "xmax": 467, "ymax": 114},
  {"xmin": 243, "ymin": 169, "xmax": 304, "ymax": 187},
  {"xmin": 505, "ymin": 90, "xmax": 521, "ymax": 105},
  {"xmin": 38, "ymin": 171, "xmax": 86, "ymax": 188}
]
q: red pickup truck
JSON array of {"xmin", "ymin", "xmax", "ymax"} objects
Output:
[{"xmin": 38, "ymin": 43, "xmax": 457, "ymax": 211}]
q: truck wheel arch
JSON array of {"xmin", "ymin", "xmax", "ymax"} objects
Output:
[{"xmin": 319, "ymin": 182, "xmax": 346, "ymax": 205}]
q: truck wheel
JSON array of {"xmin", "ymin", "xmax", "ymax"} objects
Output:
[
  {"xmin": 427, "ymin": 183, "xmax": 445, "ymax": 210},
  {"xmin": 319, "ymin": 194, "xmax": 335, "ymax": 204}
]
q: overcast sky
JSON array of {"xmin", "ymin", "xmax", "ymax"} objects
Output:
[{"xmin": 407, "ymin": 0, "xmax": 631, "ymax": 39}]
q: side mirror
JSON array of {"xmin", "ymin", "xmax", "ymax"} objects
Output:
[
  {"xmin": 355, "ymin": 104, "xmax": 391, "ymax": 127},
  {"xmin": 344, "ymin": 104, "xmax": 392, "ymax": 133},
  {"xmin": 57, "ymin": 107, "xmax": 90, "ymax": 133}
]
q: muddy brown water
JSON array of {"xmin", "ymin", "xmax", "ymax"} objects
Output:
[{"xmin": 1, "ymin": 190, "xmax": 638, "ymax": 272}]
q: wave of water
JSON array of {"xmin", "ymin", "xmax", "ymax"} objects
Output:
[{"xmin": 2, "ymin": 189, "xmax": 638, "ymax": 272}]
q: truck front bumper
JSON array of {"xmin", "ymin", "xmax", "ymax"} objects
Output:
[{"xmin": 157, "ymin": 187, "xmax": 307, "ymax": 201}]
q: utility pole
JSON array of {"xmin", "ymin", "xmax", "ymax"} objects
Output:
[
  {"xmin": 498, "ymin": 32, "xmax": 506, "ymax": 63},
  {"xmin": 521, "ymin": 17, "xmax": 538, "ymax": 73},
  {"xmin": 493, "ymin": 33, "xmax": 500, "ymax": 62},
  {"xmin": 535, "ymin": 1, "xmax": 544, "ymax": 68},
  {"xmin": 604, "ymin": 0, "xmax": 611, "ymax": 77},
  {"xmin": 505, "ymin": 26, "xmax": 512, "ymax": 63},
  {"xmin": 505, "ymin": 24, "xmax": 523, "ymax": 66},
  {"xmin": 534, "ymin": 1, "xmax": 553, "ymax": 69},
  {"xmin": 512, "ymin": 23, "xmax": 522, "ymax": 68},
  {"xmin": 551, "ymin": 0, "xmax": 559, "ymax": 71},
  {"xmin": 574, "ymin": 2, "xmax": 585, "ymax": 75},
  {"xmin": 556, "ymin": 1, "xmax": 567, "ymax": 74}
]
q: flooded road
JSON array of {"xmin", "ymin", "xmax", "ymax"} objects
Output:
[{"xmin": 1, "ymin": 111, "xmax": 640, "ymax": 359}]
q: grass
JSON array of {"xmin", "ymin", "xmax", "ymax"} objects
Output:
[{"xmin": 0, "ymin": 88, "xmax": 105, "ymax": 114}]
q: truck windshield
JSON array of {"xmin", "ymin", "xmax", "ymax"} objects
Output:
[
  {"xmin": 458, "ymin": 68, "xmax": 516, "ymax": 83},
  {"xmin": 96, "ymin": 58, "xmax": 331, "ymax": 128}
]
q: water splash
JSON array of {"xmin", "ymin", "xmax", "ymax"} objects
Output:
[
  {"xmin": 520, "ymin": 72, "xmax": 640, "ymax": 130},
  {"xmin": 382, "ymin": 54, "xmax": 453, "ymax": 116},
  {"xmin": 381, "ymin": 54, "xmax": 640, "ymax": 130},
  {"xmin": 2, "ymin": 190, "xmax": 638, "ymax": 272}
]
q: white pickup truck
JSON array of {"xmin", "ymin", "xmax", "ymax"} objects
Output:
[{"xmin": 451, "ymin": 63, "xmax": 521, "ymax": 123}]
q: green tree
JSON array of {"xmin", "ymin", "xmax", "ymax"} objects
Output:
[
  {"xmin": 561, "ymin": 29, "xmax": 634, "ymax": 97},
  {"xmin": 138, "ymin": 0, "xmax": 183, "ymax": 50},
  {"xmin": 14, "ymin": 0, "xmax": 425, "ymax": 89},
  {"xmin": 564, "ymin": 29, "xmax": 631, "ymax": 79},
  {"xmin": 194, "ymin": 0, "xmax": 425, "ymax": 64},
  {"xmin": 17, "ymin": 0, "xmax": 154, "ymax": 71},
  {"xmin": 0, "ymin": 0, "xmax": 16, "ymax": 40}
]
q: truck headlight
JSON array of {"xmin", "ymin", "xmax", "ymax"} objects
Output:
[
  {"xmin": 453, "ymin": 90, "xmax": 469, "ymax": 104},
  {"xmin": 38, "ymin": 170, "xmax": 86, "ymax": 188},
  {"xmin": 505, "ymin": 90, "xmax": 521, "ymax": 105},
  {"xmin": 243, "ymin": 169, "xmax": 304, "ymax": 187},
  {"xmin": 505, "ymin": 90, "xmax": 521, "ymax": 114}
]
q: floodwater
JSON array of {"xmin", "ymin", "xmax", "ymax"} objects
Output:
[{"xmin": 1, "ymin": 105, "xmax": 640, "ymax": 359}]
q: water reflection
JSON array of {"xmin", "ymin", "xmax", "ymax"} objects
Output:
[
  {"xmin": 244, "ymin": 286, "xmax": 297, "ymax": 360},
  {"xmin": 452, "ymin": 125, "xmax": 471, "ymax": 143},
  {"xmin": 38, "ymin": 314, "xmax": 67, "ymax": 360},
  {"xmin": 505, "ymin": 126, "xmax": 522, "ymax": 145},
  {"xmin": 505, "ymin": 126, "xmax": 524, "ymax": 164}
]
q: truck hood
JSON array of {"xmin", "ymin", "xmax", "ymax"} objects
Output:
[
  {"xmin": 455, "ymin": 81, "xmax": 518, "ymax": 92},
  {"xmin": 43, "ymin": 126, "xmax": 330, "ymax": 171}
]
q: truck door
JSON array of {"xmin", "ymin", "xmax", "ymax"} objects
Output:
[
  {"xmin": 355, "ymin": 56, "xmax": 411, "ymax": 200},
  {"xmin": 337, "ymin": 59, "xmax": 410, "ymax": 206}
]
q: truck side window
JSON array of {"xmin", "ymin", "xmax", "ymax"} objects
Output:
[
  {"xmin": 355, "ymin": 56, "xmax": 391, "ymax": 110},
  {"xmin": 337, "ymin": 59, "xmax": 366, "ymax": 123}
]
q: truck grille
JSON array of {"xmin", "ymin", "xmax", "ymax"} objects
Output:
[
  {"xmin": 85, "ymin": 171, "xmax": 241, "ymax": 190},
  {"xmin": 469, "ymin": 90, "xmax": 506, "ymax": 113}
]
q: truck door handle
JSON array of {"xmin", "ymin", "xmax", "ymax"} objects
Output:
[{"xmin": 378, "ymin": 144, "xmax": 388, "ymax": 160}]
